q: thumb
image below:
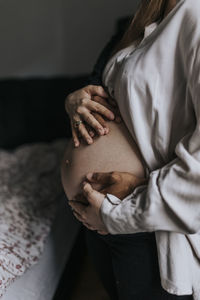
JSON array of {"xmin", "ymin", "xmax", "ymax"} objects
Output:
[{"xmin": 82, "ymin": 182, "xmax": 104, "ymax": 206}]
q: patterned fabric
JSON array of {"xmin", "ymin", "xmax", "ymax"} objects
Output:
[{"xmin": 0, "ymin": 139, "xmax": 66, "ymax": 297}]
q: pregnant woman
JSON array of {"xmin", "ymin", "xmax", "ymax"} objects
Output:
[{"xmin": 62, "ymin": 0, "xmax": 200, "ymax": 299}]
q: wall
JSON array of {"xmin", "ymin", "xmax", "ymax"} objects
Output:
[{"xmin": 0, "ymin": 0, "xmax": 140, "ymax": 78}]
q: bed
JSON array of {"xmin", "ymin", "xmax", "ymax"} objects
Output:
[
  {"xmin": 1, "ymin": 196, "xmax": 81, "ymax": 300},
  {"xmin": 0, "ymin": 78, "xmax": 85, "ymax": 300}
]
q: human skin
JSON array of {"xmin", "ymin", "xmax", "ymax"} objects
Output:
[
  {"xmin": 61, "ymin": 120, "xmax": 146, "ymax": 202},
  {"xmin": 65, "ymin": 0, "xmax": 179, "ymax": 233},
  {"xmin": 63, "ymin": 84, "xmax": 147, "ymax": 201},
  {"xmin": 62, "ymin": 84, "xmax": 147, "ymax": 235},
  {"xmin": 65, "ymin": 85, "xmax": 121, "ymax": 147}
]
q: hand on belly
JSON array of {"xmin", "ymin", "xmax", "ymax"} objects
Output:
[
  {"xmin": 68, "ymin": 171, "xmax": 147, "ymax": 235},
  {"xmin": 61, "ymin": 121, "xmax": 146, "ymax": 201}
]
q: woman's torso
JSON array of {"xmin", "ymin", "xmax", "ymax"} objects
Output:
[
  {"xmin": 102, "ymin": 0, "xmax": 196, "ymax": 171},
  {"xmin": 61, "ymin": 121, "xmax": 145, "ymax": 200}
]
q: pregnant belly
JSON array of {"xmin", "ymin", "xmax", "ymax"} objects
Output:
[{"xmin": 61, "ymin": 121, "xmax": 145, "ymax": 200}]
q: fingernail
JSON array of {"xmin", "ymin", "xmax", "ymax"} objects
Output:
[
  {"xmin": 82, "ymin": 181, "xmax": 88, "ymax": 187},
  {"xmin": 109, "ymin": 113, "xmax": 115, "ymax": 120},
  {"xmin": 104, "ymin": 128, "xmax": 109, "ymax": 134},
  {"xmin": 74, "ymin": 142, "xmax": 79, "ymax": 147},
  {"xmin": 86, "ymin": 173, "xmax": 93, "ymax": 180},
  {"xmin": 99, "ymin": 128, "xmax": 104, "ymax": 135},
  {"xmin": 87, "ymin": 139, "xmax": 93, "ymax": 144}
]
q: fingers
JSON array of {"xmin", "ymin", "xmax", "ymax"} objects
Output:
[
  {"xmin": 82, "ymin": 183, "xmax": 97, "ymax": 202},
  {"xmin": 71, "ymin": 113, "xmax": 94, "ymax": 146},
  {"xmin": 73, "ymin": 211, "xmax": 94, "ymax": 229},
  {"xmin": 93, "ymin": 96, "xmax": 114, "ymax": 111},
  {"xmin": 71, "ymin": 112, "xmax": 101, "ymax": 145},
  {"xmin": 71, "ymin": 111, "xmax": 107, "ymax": 146},
  {"xmin": 97, "ymin": 230, "xmax": 109, "ymax": 235},
  {"xmin": 86, "ymin": 172, "xmax": 117, "ymax": 185},
  {"xmin": 87, "ymin": 101, "xmax": 115, "ymax": 121},
  {"xmin": 71, "ymin": 120, "xmax": 80, "ymax": 148},
  {"xmin": 70, "ymin": 200, "xmax": 97, "ymax": 231},
  {"xmin": 80, "ymin": 109, "xmax": 105, "ymax": 136},
  {"xmin": 73, "ymin": 212, "xmax": 107, "ymax": 233},
  {"xmin": 73, "ymin": 211, "xmax": 84, "ymax": 222},
  {"xmin": 94, "ymin": 96, "xmax": 121, "ymax": 123},
  {"xmin": 93, "ymin": 96, "xmax": 121, "ymax": 125},
  {"xmin": 85, "ymin": 85, "xmax": 109, "ymax": 98},
  {"xmin": 85, "ymin": 124, "xmax": 95, "ymax": 138},
  {"xmin": 74, "ymin": 193, "xmax": 89, "ymax": 206},
  {"xmin": 73, "ymin": 211, "xmax": 98, "ymax": 231},
  {"xmin": 76, "ymin": 121, "xmax": 94, "ymax": 145},
  {"xmin": 82, "ymin": 182, "xmax": 105, "ymax": 206},
  {"xmin": 93, "ymin": 96, "xmax": 122, "ymax": 123},
  {"xmin": 83, "ymin": 223, "xmax": 96, "ymax": 230},
  {"xmin": 92, "ymin": 112, "xmax": 109, "ymax": 134},
  {"xmin": 66, "ymin": 85, "xmax": 115, "ymax": 147},
  {"xmin": 73, "ymin": 212, "xmax": 94, "ymax": 230},
  {"xmin": 69, "ymin": 201, "xmax": 86, "ymax": 218}
]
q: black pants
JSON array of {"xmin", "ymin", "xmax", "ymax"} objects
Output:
[{"xmin": 86, "ymin": 230, "xmax": 193, "ymax": 300}]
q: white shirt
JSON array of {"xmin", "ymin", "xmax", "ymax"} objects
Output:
[{"xmin": 101, "ymin": 0, "xmax": 200, "ymax": 298}]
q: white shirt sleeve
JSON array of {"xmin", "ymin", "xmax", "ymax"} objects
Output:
[{"xmin": 100, "ymin": 43, "xmax": 200, "ymax": 236}]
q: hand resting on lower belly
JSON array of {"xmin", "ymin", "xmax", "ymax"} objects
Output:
[{"xmin": 61, "ymin": 121, "xmax": 146, "ymax": 202}]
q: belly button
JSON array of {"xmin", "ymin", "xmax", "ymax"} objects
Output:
[{"xmin": 65, "ymin": 159, "xmax": 70, "ymax": 165}]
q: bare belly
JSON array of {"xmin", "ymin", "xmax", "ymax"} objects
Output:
[{"xmin": 61, "ymin": 121, "xmax": 145, "ymax": 200}]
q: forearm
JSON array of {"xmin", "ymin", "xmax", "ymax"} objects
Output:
[{"xmin": 101, "ymin": 156, "xmax": 200, "ymax": 235}]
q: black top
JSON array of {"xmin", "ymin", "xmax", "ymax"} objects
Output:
[{"xmin": 87, "ymin": 16, "xmax": 131, "ymax": 86}]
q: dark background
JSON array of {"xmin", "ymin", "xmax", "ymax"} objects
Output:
[{"xmin": 0, "ymin": 2, "xmax": 139, "ymax": 298}]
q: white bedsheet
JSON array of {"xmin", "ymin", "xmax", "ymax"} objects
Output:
[{"xmin": 2, "ymin": 196, "xmax": 81, "ymax": 300}]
